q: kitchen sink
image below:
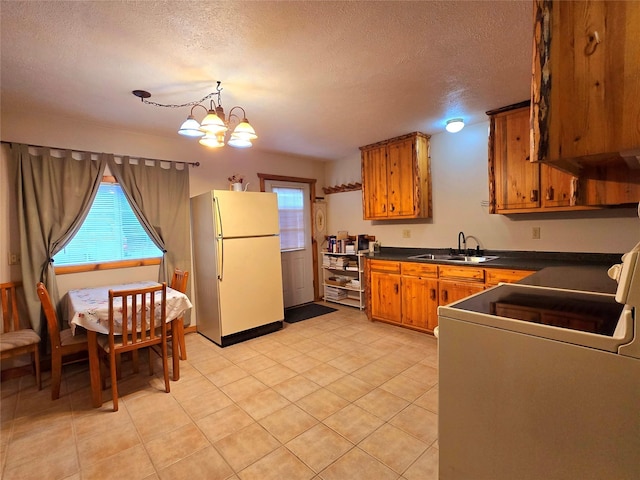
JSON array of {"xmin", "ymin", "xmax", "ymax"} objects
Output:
[{"xmin": 408, "ymin": 253, "xmax": 499, "ymax": 264}]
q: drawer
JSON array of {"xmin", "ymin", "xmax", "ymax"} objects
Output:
[
  {"xmin": 485, "ymin": 268, "xmax": 534, "ymax": 286},
  {"xmin": 401, "ymin": 262, "xmax": 438, "ymax": 278},
  {"xmin": 369, "ymin": 259, "xmax": 401, "ymax": 274},
  {"xmin": 438, "ymin": 265, "xmax": 485, "ymax": 282}
]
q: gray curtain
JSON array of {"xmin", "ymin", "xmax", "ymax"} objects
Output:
[
  {"xmin": 106, "ymin": 156, "xmax": 191, "ymax": 323},
  {"xmin": 11, "ymin": 144, "xmax": 106, "ymax": 334}
]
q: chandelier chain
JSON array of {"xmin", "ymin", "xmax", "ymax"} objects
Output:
[{"xmin": 142, "ymin": 91, "xmax": 220, "ymax": 109}]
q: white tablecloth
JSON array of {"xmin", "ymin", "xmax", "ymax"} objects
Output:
[{"xmin": 66, "ymin": 280, "xmax": 192, "ymax": 335}]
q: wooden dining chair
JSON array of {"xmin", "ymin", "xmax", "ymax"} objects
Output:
[
  {"xmin": 170, "ymin": 268, "xmax": 189, "ymax": 360},
  {"xmin": 36, "ymin": 282, "xmax": 88, "ymax": 400},
  {"xmin": 98, "ymin": 283, "xmax": 170, "ymax": 411},
  {"xmin": 0, "ymin": 281, "xmax": 41, "ymax": 389}
]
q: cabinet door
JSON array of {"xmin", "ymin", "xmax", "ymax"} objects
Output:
[
  {"xmin": 402, "ymin": 276, "xmax": 438, "ymax": 331},
  {"xmin": 387, "ymin": 137, "xmax": 416, "ymax": 217},
  {"xmin": 493, "ymin": 107, "xmax": 540, "ymax": 211},
  {"xmin": 370, "ymin": 271, "xmax": 401, "ymax": 323},
  {"xmin": 541, "ymin": 164, "xmax": 580, "ymax": 208},
  {"xmin": 362, "ymin": 146, "xmax": 388, "ymax": 219},
  {"xmin": 439, "ymin": 280, "xmax": 484, "ymax": 306}
]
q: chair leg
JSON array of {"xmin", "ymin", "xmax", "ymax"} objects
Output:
[
  {"xmin": 161, "ymin": 340, "xmax": 170, "ymax": 394},
  {"xmin": 51, "ymin": 351, "xmax": 62, "ymax": 400},
  {"xmin": 33, "ymin": 347, "xmax": 41, "ymax": 391},
  {"xmin": 177, "ymin": 318, "xmax": 187, "ymax": 360},
  {"xmin": 109, "ymin": 351, "xmax": 119, "ymax": 412},
  {"xmin": 172, "ymin": 321, "xmax": 179, "ymax": 381}
]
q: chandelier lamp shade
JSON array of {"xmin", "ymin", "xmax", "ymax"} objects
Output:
[{"xmin": 132, "ymin": 81, "xmax": 257, "ymax": 149}]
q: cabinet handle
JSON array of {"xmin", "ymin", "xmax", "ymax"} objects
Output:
[
  {"xmin": 530, "ymin": 189, "xmax": 539, "ymax": 202},
  {"xmin": 390, "ymin": 203, "xmax": 395, "ymax": 212},
  {"xmin": 394, "ymin": 283, "xmax": 398, "ymax": 294},
  {"xmin": 430, "ymin": 288, "xmax": 436, "ymax": 300},
  {"xmin": 442, "ymin": 290, "xmax": 448, "ymax": 303},
  {"xmin": 546, "ymin": 185, "xmax": 554, "ymax": 201},
  {"xmin": 570, "ymin": 177, "xmax": 579, "ymax": 206}
]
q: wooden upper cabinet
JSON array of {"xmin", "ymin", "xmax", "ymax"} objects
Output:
[
  {"xmin": 531, "ymin": 0, "xmax": 640, "ymax": 173},
  {"xmin": 487, "ymin": 102, "xmax": 638, "ymax": 213},
  {"xmin": 489, "ymin": 104, "xmax": 540, "ymax": 212},
  {"xmin": 361, "ymin": 132, "xmax": 432, "ymax": 220}
]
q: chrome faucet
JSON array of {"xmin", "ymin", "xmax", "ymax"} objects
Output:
[{"xmin": 458, "ymin": 231, "xmax": 466, "ymax": 254}]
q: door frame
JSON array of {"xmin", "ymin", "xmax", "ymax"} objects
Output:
[{"xmin": 258, "ymin": 173, "xmax": 319, "ymax": 301}]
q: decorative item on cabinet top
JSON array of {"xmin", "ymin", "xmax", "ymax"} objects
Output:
[{"xmin": 322, "ymin": 183, "xmax": 362, "ymax": 195}]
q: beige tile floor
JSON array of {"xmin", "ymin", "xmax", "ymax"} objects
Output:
[{"xmin": 0, "ymin": 303, "xmax": 439, "ymax": 480}]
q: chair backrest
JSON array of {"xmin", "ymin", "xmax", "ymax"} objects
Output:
[
  {"xmin": 171, "ymin": 269, "xmax": 189, "ymax": 294},
  {"xmin": 108, "ymin": 283, "xmax": 167, "ymax": 351},
  {"xmin": 36, "ymin": 282, "xmax": 62, "ymax": 350},
  {"xmin": 1, "ymin": 281, "xmax": 23, "ymax": 333}
]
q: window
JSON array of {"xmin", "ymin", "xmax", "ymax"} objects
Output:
[
  {"xmin": 53, "ymin": 183, "xmax": 162, "ymax": 267},
  {"xmin": 272, "ymin": 186, "xmax": 305, "ymax": 252}
]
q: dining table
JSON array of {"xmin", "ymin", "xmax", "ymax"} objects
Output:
[{"xmin": 65, "ymin": 280, "xmax": 193, "ymax": 408}]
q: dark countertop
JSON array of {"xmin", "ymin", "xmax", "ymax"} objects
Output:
[
  {"xmin": 518, "ymin": 266, "xmax": 619, "ymax": 294},
  {"xmin": 364, "ymin": 247, "xmax": 622, "ymax": 271},
  {"xmin": 364, "ymin": 247, "xmax": 623, "ymax": 294}
]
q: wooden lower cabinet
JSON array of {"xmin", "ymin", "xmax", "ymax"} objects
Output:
[
  {"xmin": 438, "ymin": 280, "xmax": 484, "ymax": 306},
  {"xmin": 401, "ymin": 263, "xmax": 438, "ymax": 331},
  {"xmin": 369, "ymin": 261, "xmax": 401, "ymax": 324},
  {"xmin": 485, "ymin": 268, "xmax": 535, "ymax": 287},
  {"xmin": 367, "ymin": 259, "xmax": 534, "ymax": 334}
]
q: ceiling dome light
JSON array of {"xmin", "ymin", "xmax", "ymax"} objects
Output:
[{"xmin": 445, "ymin": 118, "xmax": 465, "ymax": 133}]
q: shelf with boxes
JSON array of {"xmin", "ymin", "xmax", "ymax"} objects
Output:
[{"xmin": 321, "ymin": 251, "xmax": 365, "ymax": 310}]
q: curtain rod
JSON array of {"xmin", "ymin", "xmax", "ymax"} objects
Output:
[{"xmin": 0, "ymin": 140, "xmax": 200, "ymax": 167}]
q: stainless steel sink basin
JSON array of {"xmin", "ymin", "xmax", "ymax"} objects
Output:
[{"xmin": 408, "ymin": 253, "xmax": 499, "ymax": 264}]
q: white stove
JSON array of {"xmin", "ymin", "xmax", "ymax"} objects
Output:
[{"xmin": 437, "ymin": 245, "xmax": 640, "ymax": 480}]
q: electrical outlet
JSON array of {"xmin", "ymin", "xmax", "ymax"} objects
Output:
[
  {"xmin": 8, "ymin": 252, "xmax": 20, "ymax": 265},
  {"xmin": 402, "ymin": 229, "xmax": 411, "ymax": 239},
  {"xmin": 532, "ymin": 227, "xmax": 541, "ymax": 240}
]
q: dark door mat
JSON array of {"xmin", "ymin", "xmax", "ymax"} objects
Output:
[{"xmin": 284, "ymin": 303, "xmax": 338, "ymax": 324}]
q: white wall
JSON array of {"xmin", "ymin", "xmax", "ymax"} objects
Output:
[{"xmin": 324, "ymin": 121, "xmax": 640, "ymax": 254}]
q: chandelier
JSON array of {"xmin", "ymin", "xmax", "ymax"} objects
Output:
[{"xmin": 132, "ymin": 81, "xmax": 257, "ymax": 148}]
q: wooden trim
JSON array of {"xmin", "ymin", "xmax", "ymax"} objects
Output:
[
  {"xmin": 54, "ymin": 257, "xmax": 161, "ymax": 275},
  {"xmin": 531, "ymin": 0, "xmax": 552, "ymax": 164},
  {"xmin": 359, "ymin": 131, "xmax": 430, "ymax": 152},
  {"xmin": 257, "ymin": 173, "xmax": 320, "ymax": 301},
  {"xmin": 322, "ymin": 183, "xmax": 362, "ymax": 195},
  {"xmin": 486, "ymin": 100, "xmax": 530, "ymax": 116}
]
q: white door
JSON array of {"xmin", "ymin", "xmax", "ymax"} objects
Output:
[{"xmin": 265, "ymin": 180, "xmax": 314, "ymax": 308}]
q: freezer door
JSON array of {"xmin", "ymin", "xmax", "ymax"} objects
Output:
[
  {"xmin": 218, "ymin": 235, "xmax": 284, "ymax": 335},
  {"xmin": 214, "ymin": 190, "xmax": 280, "ymax": 238}
]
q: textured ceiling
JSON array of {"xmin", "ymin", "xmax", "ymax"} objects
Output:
[{"xmin": 1, "ymin": 1, "xmax": 533, "ymax": 160}]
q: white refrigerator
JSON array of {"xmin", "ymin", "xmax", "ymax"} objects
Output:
[{"xmin": 191, "ymin": 190, "xmax": 285, "ymax": 347}]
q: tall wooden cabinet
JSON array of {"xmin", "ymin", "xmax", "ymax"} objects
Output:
[
  {"xmin": 531, "ymin": 0, "xmax": 640, "ymax": 173},
  {"xmin": 360, "ymin": 132, "xmax": 432, "ymax": 220}
]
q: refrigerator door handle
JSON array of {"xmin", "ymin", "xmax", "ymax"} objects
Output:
[{"xmin": 215, "ymin": 196, "xmax": 224, "ymax": 280}]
